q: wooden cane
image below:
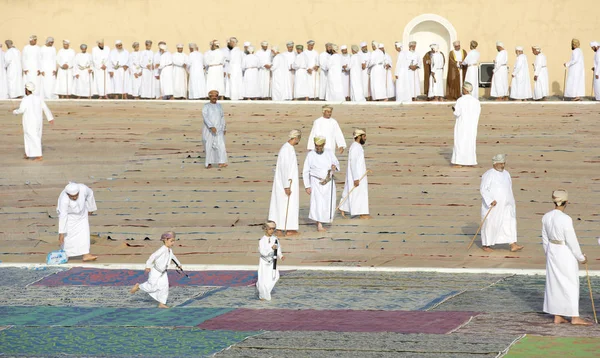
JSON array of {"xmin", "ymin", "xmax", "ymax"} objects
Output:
[
  {"xmin": 283, "ymin": 179, "xmax": 292, "ymax": 236},
  {"xmin": 562, "ymin": 68, "xmax": 567, "ymax": 101},
  {"xmin": 585, "ymin": 262, "xmax": 598, "ymax": 324},
  {"xmin": 467, "ymin": 206, "xmax": 494, "ymax": 250},
  {"xmin": 122, "ymin": 67, "xmax": 126, "ymax": 100},
  {"xmin": 336, "ymin": 170, "xmax": 372, "ymax": 212}
]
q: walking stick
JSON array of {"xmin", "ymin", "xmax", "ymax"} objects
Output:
[
  {"xmin": 459, "ymin": 64, "xmax": 463, "ymax": 98},
  {"xmin": 65, "ymin": 67, "xmax": 68, "ymax": 98},
  {"xmin": 171, "ymin": 259, "xmax": 189, "ymax": 278},
  {"xmin": 329, "ymin": 170, "xmax": 334, "ymax": 222},
  {"xmin": 592, "ymin": 73, "xmax": 595, "ymax": 98},
  {"xmin": 314, "ymin": 69, "xmax": 317, "ymax": 99},
  {"xmin": 467, "ymin": 206, "xmax": 494, "ymax": 250},
  {"xmin": 562, "ymin": 68, "xmax": 567, "ymax": 101},
  {"xmin": 122, "ymin": 68, "xmax": 126, "ymax": 100},
  {"xmin": 103, "ymin": 68, "xmax": 106, "ymax": 98},
  {"xmin": 88, "ymin": 68, "xmax": 92, "ymax": 100},
  {"xmin": 585, "ymin": 262, "xmax": 598, "ymax": 324},
  {"xmin": 283, "ymin": 179, "xmax": 292, "ymax": 236},
  {"xmin": 336, "ymin": 170, "xmax": 372, "ymax": 212},
  {"xmin": 272, "ymin": 237, "xmax": 279, "ymax": 282}
]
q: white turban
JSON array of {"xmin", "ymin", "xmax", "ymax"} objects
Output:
[
  {"xmin": 288, "ymin": 129, "xmax": 302, "ymax": 139},
  {"xmin": 552, "ymin": 189, "xmax": 568, "ymax": 204},
  {"xmin": 409, "ymin": 41, "xmax": 416, "ymax": 46},
  {"xmin": 431, "ymin": 44, "xmax": 439, "ymax": 51},
  {"xmin": 378, "ymin": 43, "xmax": 385, "ymax": 49},
  {"xmin": 314, "ymin": 136, "xmax": 326, "ymax": 145},
  {"xmin": 591, "ymin": 41, "xmax": 599, "ymax": 47},
  {"xmin": 463, "ymin": 82, "xmax": 473, "ymax": 93},
  {"xmin": 65, "ymin": 182, "xmax": 80, "ymax": 195},
  {"xmin": 46, "ymin": 37, "xmax": 54, "ymax": 44},
  {"xmin": 353, "ymin": 128, "xmax": 366, "ymax": 138},
  {"xmin": 332, "ymin": 44, "xmax": 339, "ymax": 51},
  {"xmin": 453, "ymin": 40, "xmax": 460, "ymax": 46},
  {"xmin": 247, "ymin": 46, "xmax": 255, "ymax": 53},
  {"xmin": 261, "ymin": 41, "xmax": 268, "ymax": 46},
  {"xmin": 29, "ymin": 35, "xmax": 37, "ymax": 41},
  {"xmin": 395, "ymin": 42, "xmax": 403, "ymax": 48},
  {"xmin": 243, "ymin": 41, "xmax": 251, "ymax": 47},
  {"xmin": 115, "ymin": 40, "xmax": 122, "ymax": 45},
  {"xmin": 360, "ymin": 42, "xmax": 367, "ymax": 47},
  {"xmin": 159, "ymin": 44, "xmax": 167, "ymax": 50},
  {"xmin": 176, "ymin": 43, "xmax": 184, "ymax": 48},
  {"xmin": 371, "ymin": 40, "xmax": 377, "ymax": 45},
  {"xmin": 286, "ymin": 41, "xmax": 294, "ymax": 46},
  {"xmin": 307, "ymin": 40, "xmax": 315, "ymax": 45},
  {"xmin": 532, "ymin": 45, "xmax": 541, "ymax": 50},
  {"xmin": 515, "ymin": 46, "xmax": 523, "ymax": 51},
  {"xmin": 340, "ymin": 45, "xmax": 347, "ymax": 50},
  {"xmin": 25, "ymin": 82, "xmax": 35, "ymax": 92},
  {"xmin": 492, "ymin": 154, "xmax": 506, "ymax": 164},
  {"xmin": 496, "ymin": 41, "xmax": 504, "ymax": 47},
  {"xmin": 63, "ymin": 39, "xmax": 70, "ymax": 45},
  {"xmin": 351, "ymin": 45, "xmax": 359, "ymax": 52},
  {"xmin": 213, "ymin": 40, "xmax": 220, "ymax": 47}
]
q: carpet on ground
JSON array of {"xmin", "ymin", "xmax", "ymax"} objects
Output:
[
  {"xmin": 0, "ymin": 267, "xmax": 67, "ymax": 286},
  {"xmin": 505, "ymin": 335, "xmax": 600, "ymax": 357}
]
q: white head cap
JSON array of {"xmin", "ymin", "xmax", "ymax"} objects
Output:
[
  {"xmin": 65, "ymin": 182, "xmax": 80, "ymax": 195},
  {"xmin": 243, "ymin": 41, "xmax": 251, "ymax": 47},
  {"xmin": 46, "ymin": 37, "xmax": 54, "ymax": 44},
  {"xmin": 286, "ymin": 41, "xmax": 294, "ymax": 46},
  {"xmin": 25, "ymin": 82, "xmax": 35, "ymax": 92},
  {"xmin": 360, "ymin": 42, "xmax": 367, "ymax": 47},
  {"xmin": 395, "ymin": 42, "xmax": 403, "ymax": 48},
  {"xmin": 409, "ymin": 41, "xmax": 417, "ymax": 46},
  {"xmin": 29, "ymin": 35, "xmax": 37, "ymax": 41},
  {"xmin": 115, "ymin": 40, "xmax": 122, "ymax": 45},
  {"xmin": 307, "ymin": 40, "xmax": 315, "ymax": 45},
  {"xmin": 378, "ymin": 43, "xmax": 385, "ymax": 49},
  {"xmin": 515, "ymin": 46, "xmax": 523, "ymax": 51},
  {"xmin": 271, "ymin": 46, "xmax": 279, "ymax": 52},
  {"xmin": 532, "ymin": 45, "xmax": 541, "ymax": 50},
  {"xmin": 288, "ymin": 129, "xmax": 302, "ymax": 139},
  {"xmin": 353, "ymin": 128, "xmax": 366, "ymax": 138},
  {"xmin": 176, "ymin": 43, "xmax": 184, "ymax": 48},
  {"xmin": 63, "ymin": 39, "xmax": 70, "ymax": 45},
  {"xmin": 431, "ymin": 44, "xmax": 439, "ymax": 51},
  {"xmin": 591, "ymin": 41, "xmax": 599, "ymax": 47},
  {"xmin": 492, "ymin": 154, "xmax": 506, "ymax": 164},
  {"xmin": 340, "ymin": 45, "xmax": 347, "ymax": 50},
  {"xmin": 261, "ymin": 41, "xmax": 268, "ymax": 46},
  {"xmin": 159, "ymin": 44, "xmax": 167, "ymax": 50},
  {"xmin": 496, "ymin": 41, "xmax": 504, "ymax": 47},
  {"xmin": 552, "ymin": 189, "xmax": 568, "ymax": 205},
  {"xmin": 463, "ymin": 82, "xmax": 473, "ymax": 93},
  {"xmin": 453, "ymin": 40, "xmax": 460, "ymax": 46}
]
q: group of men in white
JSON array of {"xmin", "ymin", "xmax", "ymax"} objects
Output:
[{"xmin": 3, "ymin": 36, "xmax": 599, "ymax": 101}]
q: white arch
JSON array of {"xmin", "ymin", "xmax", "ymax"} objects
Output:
[{"xmin": 402, "ymin": 14, "xmax": 458, "ymax": 45}]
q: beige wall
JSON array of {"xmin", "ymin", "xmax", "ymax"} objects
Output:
[{"xmin": 2, "ymin": 0, "xmax": 597, "ymax": 95}]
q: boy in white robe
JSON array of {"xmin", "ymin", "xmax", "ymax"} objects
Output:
[
  {"xmin": 202, "ymin": 90, "xmax": 227, "ymax": 168},
  {"xmin": 532, "ymin": 46, "xmax": 549, "ymax": 101},
  {"xmin": 307, "ymin": 105, "xmax": 346, "ymax": 155},
  {"xmin": 268, "ymin": 130, "xmax": 301, "ymax": 236},
  {"xmin": 131, "ymin": 231, "xmax": 182, "ymax": 308},
  {"xmin": 542, "ymin": 190, "xmax": 591, "ymax": 326},
  {"xmin": 428, "ymin": 44, "xmax": 444, "ymax": 100},
  {"xmin": 339, "ymin": 129, "xmax": 369, "ymax": 218},
  {"xmin": 451, "ymin": 83, "xmax": 481, "ymax": 167},
  {"xmin": 480, "ymin": 154, "xmax": 524, "ymax": 252},
  {"xmin": 57, "ymin": 182, "xmax": 97, "ymax": 261},
  {"xmin": 12, "ymin": 82, "xmax": 54, "ymax": 160},
  {"xmin": 256, "ymin": 221, "xmax": 284, "ymax": 301}
]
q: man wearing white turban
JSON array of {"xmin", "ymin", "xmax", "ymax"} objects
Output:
[
  {"xmin": 428, "ymin": 44, "xmax": 445, "ymax": 100},
  {"xmin": 242, "ymin": 46, "xmax": 260, "ymax": 99},
  {"xmin": 226, "ymin": 38, "xmax": 244, "ymax": 100},
  {"xmin": 5, "ymin": 40, "xmax": 25, "ymax": 98},
  {"xmin": 56, "ymin": 40, "xmax": 76, "ymax": 98},
  {"xmin": 171, "ymin": 44, "xmax": 188, "ymax": 99},
  {"xmin": 348, "ymin": 45, "xmax": 365, "ymax": 102},
  {"xmin": 394, "ymin": 42, "xmax": 412, "ymax": 103},
  {"xmin": 510, "ymin": 46, "xmax": 532, "ymax": 101},
  {"xmin": 317, "ymin": 43, "xmax": 332, "ymax": 100},
  {"xmin": 339, "ymin": 129, "xmax": 369, "ymax": 219},
  {"xmin": 323, "ymin": 44, "xmax": 344, "ymax": 101},
  {"xmin": 340, "ymin": 45, "xmax": 351, "ymax": 100},
  {"xmin": 451, "ymin": 82, "xmax": 480, "ymax": 167},
  {"xmin": 92, "ymin": 39, "xmax": 111, "ymax": 98},
  {"xmin": 39, "ymin": 37, "xmax": 57, "ymax": 99},
  {"xmin": 128, "ymin": 42, "xmax": 142, "ymax": 98},
  {"xmin": 257, "ymin": 41, "xmax": 272, "ymax": 99},
  {"xmin": 22, "ymin": 35, "xmax": 41, "ymax": 94},
  {"xmin": 446, "ymin": 40, "xmax": 467, "ymax": 100},
  {"xmin": 292, "ymin": 45, "xmax": 311, "ymax": 100},
  {"xmin": 479, "ymin": 154, "xmax": 523, "ymax": 252},
  {"xmin": 368, "ymin": 43, "xmax": 387, "ymax": 100},
  {"xmin": 359, "ymin": 42, "xmax": 371, "ymax": 99},
  {"xmin": 73, "ymin": 44, "xmax": 94, "ymax": 98},
  {"xmin": 462, "ymin": 41, "xmax": 480, "ymax": 99},
  {"xmin": 491, "ymin": 42, "xmax": 509, "ymax": 101},
  {"xmin": 12, "ymin": 82, "xmax": 54, "ymax": 160},
  {"xmin": 202, "ymin": 90, "xmax": 228, "ymax": 168},
  {"xmin": 268, "ymin": 130, "xmax": 301, "ymax": 236},
  {"xmin": 109, "ymin": 40, "xmax": 129, "ymax": 98},
  {"xmin": 205, "ymin": 40, "xmax": 225, "ymax": 97},
  {"xmin": 270, "ymin": 46, "xmax": 292, "ymax": 101},
  {"xmin": 307, "ymin": 105, "xmax": 346, "ymax": 154},
  {"xmin": 157, "ymin": 43, "xmax": 173, "ymax": 99},
  {"xmin": 542, "ymin": 190, "xmax": 592, "ymax": 326},
  {"xmin": 564, "ymin": 39, "xmax": 585, "ymax": 101},
  {"xmin": 139, "ymin": 40, "xmax": 155, "ymax": 99},
  {"xmin": 532, "ymin": 46, "xmax": 549, "ymax": 100},
  {"xmin": 188, "ymin": 43, "xmax": 207, "ymax": 100},
  {"xmin": 590, "ymin": 42, "xmax": 600, "ymax": 101},
  {"xmin": 407, "ymin": 41, "xmax": 423, "ymax": 101},
  {"xmin": 305, "ymin": 40, "xmax": 319, "ymax": 99},
  {"xmin": 283, "ymin": 41, "xmax": 297, "ymax": 98},
  {"xmin": 57, "ymin": 182, "xmax": 98, "ymax": 261},
  {"xmin": 303, "ymin": 136, "xmax": 340, "ymax": 232}
]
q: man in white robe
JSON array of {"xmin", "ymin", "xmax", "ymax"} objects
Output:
[
  {"xmin": 221, "ymin": 38, "xmax": 232, "ymax": 97},
  {"xmin": 139, "ymin": 40, "xmax": 155, "ymax": 99},
  {"xmin": 256, "ymin": 221, "xmax": 284, "ymax": 301},
  {"xmin": 462, "ymin": 41, "xmax": 480, "ymax": 99},
  {"xmin": 92, "ymin": 39, "xmax": 111, "ymax": 98},
  {"xmin": 55, "ymin": 40, "xmax": 75, "ymax": 98},
  {"xmin": 532, "ymin": 45, "xmax": 549, "ymax": 101},
  {"xmin": 108, "ymin": 40, "xmax": 129, "ymax": 99},
  {"xmin": 242, "ymin": 46, "xmax": 260, "ymax": 99},
  {"xmin": 0, "ymin": 44, "xmax": 8, "ymax": 99},
  {"xmin": 592, "ymin": 42, "xmax": 600, "ymax": 101},
  {"xmin": 451, "ymin": 83, "xmax": 481, "ymax": 167},
  {"xmin": 188, "ymin": 43, "xmax": 206, "ymax": 99},
  {"xmin": 12, "ymin": 82, "xmax": 54, "ymax": 160},
  {"xmin": 307, "ymin": 105, "xmax": 346, "ymax": 154},
  {"xmin": 73, "ymin": 44, "xmax": 94, "ymax": 98},
  {"xmin": 202, "ymin": 90, "xmax": 227, "ymax": 168},
  {"xmin": 256, "ymin": 41, "xmax": 272, "ymax": 99},
  {"xmin": 153, "ymin": 42, "xmax": 164, "ymax": 99},
  {"xmin": 128, "ymin": 42, "xmax": 142, "ymax": 98},
  {"xmin": 340, "ymin": 45, "xmax": 351, "ymax": 100},
  {"xmin": 394, "ymin": 42, "xmax": 412, "ymax": 103},
  {"xmin": 359, "ymin": 42, "xmax": 371, "ymax": 99},
  {"xmin": 339, "ymin": 129, "xmax": 369, "ymax": 219},
  {"xmin": 157, "ymin": 43, "xmax": 174, "ymax": 99},
  {"xmin": 303, "ymin": 136, "xmax": 340, "ymax": 232},
  {"xmin": 428, "ymin": 44, "xmax": 444, "ymax": 100},
  {"xmin": 226, "ymin": 38, "xmax": 244, "ymax": 100},
  {"xmin": 510, "ymin": 46, "xmax": 532, "ymax": 101},
  {"xmin": 205, "ymin": 40, "xmax": 225, "ymax": 97},
  {"xmin": 305, "ymin": 40, "xmax": 319, "ymax": 99},
  {"xmin": 282, "ymin": 41, "xmax": 296, "ymax": 98},
  {"xmin": 480, "ymin": 154, "xmax": 524, "ymax": 252},
  {"xmin": 564, "ymin": 39, "xmax": 585, "ymax": 101},
  {"xmin": 323, "ymin": 44, "xmax": 344, "ymax": 101},
  {"xmin": 368, "ymin": 43, "xmax": 387, "ymax": 101},
  {"xmin": 407, "ymin": 41, "xmax": 422, "ymax": 101},
  {"xmin": 348, "ymin": 45, "xmax": 365, "ymax": 102},
  {"xmin": 5, "ymin": 40, "xmax": 25, "ymax": 98},
  {"xmin": 172, "ymin": 44, "xmax": 188, "ymax": 99},
  {"xmin": 542, "ymin": 190, "xmax": 592, "ymax": 326},
  {"xmin": 383, "ymin": 46, "xmax": 395, "ymax": 99},
  {"xmin": 39, "ymin": 37, "xmax": 57, "ymax": 99},
  {"xmin": 268, "ymin": 130, "xmax": 301, "ymax": 235},
  {"xmin": 318, "ymin": 43, "xmax": 332, "ymax": 100},
  {"xmin": 22, "ymin": 35, "xmax": 41, "ymax": 94},
  {"xmin": 57, "ymin": 182, "xmax": 98, "ymax": 261},
  {"xmin": 270, "ymin": 47, "xmax": 292, "ymax": 101},
  {"xmin": 292, "ymin": 45, "xmax": 311, "ymax": 100},
  {"xmin": 491, "ymin": 42, "xmax": 509, "ymax": 100}
]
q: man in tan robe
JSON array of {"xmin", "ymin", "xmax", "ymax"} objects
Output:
[
  {"xmin": 446, "ymin": 41, "xmax": 467, "ymax": 100},
  {"xmin": 422, "ymin": 45, "xmax": 433, "ymax": 97}
]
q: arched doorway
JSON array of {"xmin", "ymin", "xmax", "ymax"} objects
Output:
[{"xmin": 403, "ymin": 14, "xmax": 457, "ymax": 92}]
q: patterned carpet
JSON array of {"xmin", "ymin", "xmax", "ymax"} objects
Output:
[{"xmin": 504, "ymin": 335, "xmax": 600, "ymax": 357}]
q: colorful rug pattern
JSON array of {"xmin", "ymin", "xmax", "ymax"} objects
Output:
[{"xmin": 504, "ymin": 335, "xmax": 600, "ymax": 357}]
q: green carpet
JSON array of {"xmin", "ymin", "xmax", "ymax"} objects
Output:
[{"xmin": 505, "ymin": 335, "xmax": 600, "ymax": 357}]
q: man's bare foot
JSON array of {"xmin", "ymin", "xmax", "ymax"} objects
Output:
[
  {"xmin": 206, "ymin": 164, "xmax": 212, "ymax": 169},
  {"xmin": 285, "ymin": 230, "xmax": 299, "ymax": 236},
  {"xmin": 158, "ymin": 303, "xmax": 170, "ymax": 308},
  {"xmin": 510, "ymin": 243, "xmax": 524, "ymax": 252},
  {"xmin": 218, "ymin": 163, "xmax": 228, "ymax": 168},
  {"xmin": 259, "ymin": 298, "xmax": 266, "ymax": 301},
  {"xmin": 554, "ymin": 315, "xmax": 568, "ymax": 324},
  {"xmin": 317, "ymin": 223, "xmax": 327, "ymax": 232},
  {"xmin": 452, "ymin": 164, "xmax": 463, "ymax": 168},
  {"xmin": 482, "ymin": 246, "xmax": 494, "ymax": 252},
  {"xmin": 32, "ymin": 156, "xmax": 43, "ymax": 161},
  {"xmin": 340, "ymin": 210, "xmax": 347, "ymax": 218},
  {"xmin": 23, "ymin": 154, "xmax": 28, "ymax": 159},
  {"xmin": 130, "ymin": 283, "xmax": 140, "ymax": 294},
  {"xmin": 571, "ymin": 317, "xmax": 593, "ymax": 326},
  {"xmin": 573, "ymin": 97, "xmax": 582, "ymax": 102},
  {"xmin": 82, "ymin": 254, "xmax": 98, "ymax": 261},
  {"xmin": 360, "ymin": 215, "xmax": 371, "ymax": 219}
]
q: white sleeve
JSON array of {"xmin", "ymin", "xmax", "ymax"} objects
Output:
[
  {"xmin": 302, "ymin": 155, "xmax": 311, "ymax": 189},
  {"xmin": 41, "ymin": 100, "xmax": 54, "ymax": 122},
  {"xmin": 480, "ymin": 172, "xmax": 494, "ymax": 207},
  {"xmin": 564, "ymin": 217, "xmax": 585, "ymax": 262},
  {"xmin": 541, "ymin": 218, "xmax": 549, "ymax": 254},
  {"xmin": 334, "ymin": 122, "xmax": 347, "ymax": 149},
  {"xmin": 85, "ymin": 186, "xmax": 97, "ymax": 212}
]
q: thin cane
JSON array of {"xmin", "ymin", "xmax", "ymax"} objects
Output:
[
  {"xmin": 562, "ymin": 68, "xmax": 567, "ymax": 101},
  {"xmin": 336, "ymin": 170, "xmax": 372, "ymax": 212},
  {"xmin": 283, "ymin": 179, "xmax": 292, "ymax": 236},
  {"xmin": 65, "ymin": 67, "xmax": 68, "ymax": 98},
  {"xmin": 467, "ymin": 206, "xmax": 494, "ymax": 250},
  {"xmin": 329, "ymin": 171, "xmax": 334, "ymax": 222},
  {"xmin": 585, "ymin": 262, "xmax": 598, "ymax": 324}
]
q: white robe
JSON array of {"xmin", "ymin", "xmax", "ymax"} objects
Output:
[
  {"xmin": 56, "ymin": 183, "xmax": 96, "ymax": 257},
  {"xmin": 205, "ymin": 49, "xmax": 225, "ymax": 94},
  {"xmin": 303, "ymin": 150, "xmax": 340, "ymax": 223},
  {"xmin": 13, "ymin": 93, "xmax": 54, "ymax": 157},
  {"xmin": 282, "ymin": 50, "xmax": 296, "ymax": 98},
  {"xmin": 341, "ymin": 54, "xmax": 351, "ymax": 98},
  {"xmin": 73, "ymin": 53, "xmax": 94, "ymax": 97},
  {"xmin": 6, "ymin": 48, "xmax": 25, "ymax": 98},
  {"xmin": 0, "ymin": 49, "xmax": 8, "ymax": 99},
  {"xmin": 384, "ymin": 53, "xmax": 395, "ymax": 98},
  {"xmin": 109, "ymin": 49, "xmax": 129, "ymax": 95},
  {"xmin": 307, "ymin": 117, "xmax": 347, "ymax": 152},
  {"xmin": 463, "ymin": 50, "xmax": 480, "ymax": 99},
  {"xmin": 369, "ymin": 49, "xmax": 387, "ymax": 100},
  {"xmin": 594, "ymin": 50, "xmax": 600, "ymax": 100},
  {"xmin": 128, "ymin": 51, "xmax": 142, "ymax": 97},
  {"xmin": 271, "ymin": 54, "xmax": 292, "ymax": 101},
  {"xmin": 542, "ymin": 209, "xmax": 586, "ymax": 317},
  {"xmin": 256, "ymin": 235, "xmax": 283, "ymax": 301},
  {"xmin": 395, "ymin": 49, "xmax": 412, "ymax": 103},
  {"xmin": 339, "ymin": 141, "xmax": 369, "ymax": 215},
  {"xmin": 318, "ymin": 51, "xmax": 330, "ymax": 100},
  {"xmin": 39, "ymin": 46, "xmax": 57, "ymax": 99},
  {"xmin": 406, "ymin": 50, "xmax": 422, "ymax": 98},
  {"xmin": 268, "ymin": 142, "xmax": 299, "ymax": 231},
  {"xmin": 22, "ymin": 44, "xmax": 40, "ymax": 93},
  {"xmin": 565, "ymin": 48, "xmax": 585, "ymax": 98},
  {"xmin": 202, "ymin": 102, "xmax": 227, "ymax": 166},
  {"xmin": 188, "ymin": 51, "xmax": 206, "ymax": 99},
  {"xmin": 55, "ymin": 48, "xmax": 75, "ymax": 96},
  {"xmin": 256, "ymin": 49, "xmax": 272, "ymax": 98},
  {"xmin": 349, "ymin": 54, "xmax": 365, "ymax": 102},
  {"xmin": 510, "ymin": 54, "xmax": 532, "ymax": 99},
  {"xmin": 158, "ymin": 51, "xmax": 174, "ymax": 96},
  {"xmin": 139, "ymin": 49, "xmax": 155, "ymax": 98},
  {"xmin": 360, "ymin": 51, "xmax": 371, "ymax": 98},
  {"xmin": 480, "ymin": 169, "xmax": 517, "ymax": 246},
  {"xmin": 324, "ymin": 53, "xmax": 344, "ymax": 101},
  {"xmin": 227, "ymin": 48, "xmax": 244, "ymax": 100},
  {"xmin": 292, "ymin": 52, "xmax": 311, "ymax": 99},
  {"xmin": 92, "ymin": 45, "xmax": 111, "ymax": 96},
  {"xmin": 304, "ymin": 49, "xmax": 319, "ymax": 98},
  {"xmin": 451, "ymin": 95, "xmax": 481, "ymax": 165},
  {"xmin": 172, "ymin": 52, "xmax": 188, "ymax": 98},
  {"xmin": 140, "ymin": 245, "xmax": 181, "ymax": 305},
  {"xmin": 242, "ymin": 54, "xmax": 260, "ymax": 98},
  {"xmin": 491, "ymin": 50, "xmax": 509, "ymax": 97},
  {"xmin": 532, "ymin": 53, "xmax": 549, "ymax": 100},
  {"xmin": 153, "ymin": 51, "xmax": 162, "ymax": 98},
  {"xmin": 428, "ymin": 52, "xmax": 444, "ymax": 97}
]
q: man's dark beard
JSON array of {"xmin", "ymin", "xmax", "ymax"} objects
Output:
[
  {"xmin": 227, "ymin": 44, "xmax": 233, "ymax": 50},
  {"xmin": 362, "ymin": 49, "xmax": 367, "ymax": 53},
  {"xmin": 244, "ymin": 50, "xmax": 249, "ymax": 55},
  {"xmin": 99, "ymin": 45, "xmax": 104, "ymax": 50},
  {"xmin": 316, "ymin": 150, "xmax": 324, "ymax": 155},
  {"xmin": 360, "ymin": 138, "xmax": 366, "ymax": 145}
]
